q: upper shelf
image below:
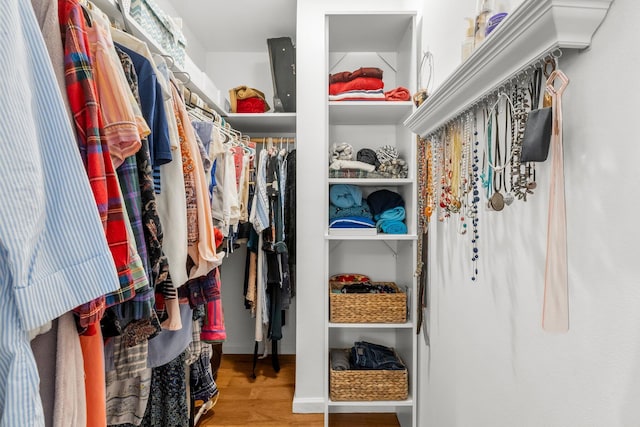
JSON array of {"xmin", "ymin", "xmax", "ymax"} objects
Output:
[
  {"xmin": 329, "ymin": 101, "xmax": 414, "ymax": 125},
  {"xmin": 404, "ymin": 0, "xmax": 614, "ymax": 137},
  {"xmin": 224, "ymin": 113, "xmax": 296, "ymax": 134},
  {"xmin": 328, "ymin": 178, "xmax": 413, "ymax": 186},
  {"xmin": 91, "ymin": 0, "xmax": 226, "ymax": 116}
]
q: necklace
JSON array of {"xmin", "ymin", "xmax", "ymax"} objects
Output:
[
  {"xmin": 426, "ymin": 141, "xmax": 434, "ymax": 223},
  {"xmin": 470, "ymin": 115, "xmax": 481, "ymax": 281},
  {"xmin": 510, "ymin": 84, "xmax": 531, "ymax": 201},
  {"xmin": 489, "ymin": 103, "xmax": 505, "ymax": 211}
]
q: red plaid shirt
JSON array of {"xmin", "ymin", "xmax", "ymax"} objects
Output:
[{"xmin": 59, "ymin": 0, "xmax": 134, "ymax": 327}]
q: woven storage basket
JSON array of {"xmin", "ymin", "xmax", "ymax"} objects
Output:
[
  {"xmin": 330, "ymin": 349, "xmax": 408, "ymax": 401},
  {"xmin": 329, "ymin": 282, "xmax": 406, "ymax": 323}
]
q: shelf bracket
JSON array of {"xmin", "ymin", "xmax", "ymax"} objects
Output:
[
  {"xmin": 376, "ymin": 52, "xmax": 397, "ymax": 73},
  {"xmin": 382, "ymin": 240, "xmax": 398, "ymax": 257},
  {"xmin": 328, "ymin": 53, "xmax": 348, "ymax": 73},
  {"xmin": 329, "ymin": 240, "xmax": 344, "ymax": 253}
]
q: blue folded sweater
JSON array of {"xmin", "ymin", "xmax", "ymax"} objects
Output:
[
  {"xmin": 374, "ymin": 206, "xmax": 405, "ymax": 221},
  {"xmin": 376, "ymin": 219, "xmax": 407, "ymax": 234},
  {"xmin": 329, "ymin": 184, "xmax": 362, "ymax": 208}
]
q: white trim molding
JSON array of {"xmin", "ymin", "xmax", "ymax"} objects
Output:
[
  {"xmin": 404, "ymin": 0, "xmax": 613, "ymax": 137},
  {"xmin": 292, "ymin": 396, "xmax": 325, "ymax": 413}
]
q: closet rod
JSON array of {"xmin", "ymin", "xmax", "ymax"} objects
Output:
[{"xmin": 249, "ymin": 137, "xmax": 296, "ymax": 144}]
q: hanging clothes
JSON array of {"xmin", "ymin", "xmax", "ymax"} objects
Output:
[{"xmin": 59, "ymin": 0, "xmax": 140, "ymax": 331}]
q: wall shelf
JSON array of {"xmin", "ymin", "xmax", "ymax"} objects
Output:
[
  {"xmin": 328, "ymin": 397, "xmax": 414, "ymax": 407},
  {"xmin": 329, "ymin": 101, "xmax": 414, "ymax": 125},
  {"xmin": 325, "ymin": 234, "xmax": 418, "ymax": 241},
  {"xmin": 328, "ymin": 322, "xmax": 414, "ymax": 329},
  {"xmin": 404, "ymin": 0, "xmax": 614, "ymax": 137},
  {"xmin": 328, "ymin": 178, "xmax": 413, "ymax": 186},
  {"xmin": 224, "ymin": 113, "xmax": 296, "ymax": 134}
]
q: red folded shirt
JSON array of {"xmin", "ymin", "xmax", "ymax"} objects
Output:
[
  {"xmin": 236, "ymin": 97, "xmax": 268, "ymax": 113},
  {"xmin": 329, "ymin": 77, "xmax": 384, "ymax": 95},
  {"xmin": 384, "ymin": 87, "xmax": 411, "ymax": 101}
]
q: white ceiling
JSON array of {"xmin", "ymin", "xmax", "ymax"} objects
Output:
[{"xmin": 165, "ymin": 0, "xmax": 297, "ymax": 52}]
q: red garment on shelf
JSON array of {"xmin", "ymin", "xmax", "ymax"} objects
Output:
[
  {"xmin": 384, "ymin": 86, "xmax": 411, "ymax": 101},
  {"xmin": 236, "ymin": 97, "xmax": 268, "ymax": 113},
  {"xmin": 329, "ymin": 77, "xmax": 384, "ymax": 95},
  {"xmin": 329, "ymin": 67, "xmax": 384, "ymax": 84}
]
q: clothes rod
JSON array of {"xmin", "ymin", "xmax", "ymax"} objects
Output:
[{"xmin": 249, "ymin": 137, "xmax": 296, "ymax": 144}]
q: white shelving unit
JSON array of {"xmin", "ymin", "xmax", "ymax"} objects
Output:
[{"xmin": 324, "ymin": 11, "xmax": 417, "ymax": 427}]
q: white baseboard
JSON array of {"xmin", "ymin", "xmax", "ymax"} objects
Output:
[{"xmin": 292, "ymin": 396, "xmax": 325, "ymax": 413}]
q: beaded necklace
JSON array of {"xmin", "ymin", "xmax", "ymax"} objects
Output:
[
  {"xmin": 470, "ymin": 114, "xmax": 481, "ymax": 281},
  {"xmin": 450, "ymin": 122, "xmax": 463, "ymax": 213},
  {"xmin": 458, "ymin": 115, "xmax": 472, "ymax": 234},
  {"xmin": 417, "ymin": 136, "xmax": 428, "ymax": 231}
]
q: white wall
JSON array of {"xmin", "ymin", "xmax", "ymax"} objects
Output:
[
  {"xmin": 418, "ymin": 1, "xmax": 640, "ymax": 426},
  {"xmin": 206, "ymin": 52, "xmax": 275, "ymax": 112},
  {"xmin": 295, "ymin": 0, "xmax": 421, "ymax": 413}
]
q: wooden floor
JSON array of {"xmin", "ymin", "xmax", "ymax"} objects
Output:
[{"xmin": 197, "ymin": 354, "xmax": 400, "ymax": 427}]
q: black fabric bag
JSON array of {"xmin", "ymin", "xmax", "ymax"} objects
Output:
[
  {"xmin": 521, "ymin": 107, "xmax": 552, "ymax": 162},
  {"xmin": 267, "ymin": 37, "xmax": 296, "ymax": 112}
]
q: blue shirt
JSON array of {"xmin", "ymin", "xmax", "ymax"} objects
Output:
[
  {"xmin": 0, "ymin": 1, "xmax": 120, "ymax": 424},
  {"xmin": 114, "ymin": 43, "xmax": 173, "ymax": 194}
]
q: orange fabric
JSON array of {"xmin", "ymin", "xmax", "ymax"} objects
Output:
[
  {"xmin": 87, "ymin": 9, "xmax": 143, "ymax": 168},
  {"xmin": 79, "ymin": 328, "xmax": 107, "ymax": 427},
  {"xmin": 384, "ymin": 86, "xmax": 411, "ymax": 101}
]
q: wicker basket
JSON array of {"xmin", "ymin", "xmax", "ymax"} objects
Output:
[
  {"xmin": 329, "ymin": 282, "xmax": 406, "ymax": 323},
  {"xmin": 330, "ymin": 349, "xmax": 408, "ymax": 401}
]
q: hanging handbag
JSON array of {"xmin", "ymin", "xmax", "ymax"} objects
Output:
[
  {"xmin": 521, "ymin": 107, "xmax": 552, "ymax": 162},
  {"xmin": 520, "ymin": 67, "xmax": 552, "ymax": 162}
]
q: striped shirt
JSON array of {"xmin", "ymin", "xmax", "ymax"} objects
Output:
[{"xmin": 0, "ymin": 0, "xmax": 120, "ymax": 424}]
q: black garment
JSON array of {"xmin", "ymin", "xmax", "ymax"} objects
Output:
[
  {"xmin": 284, "ymin": 149, "xmax": 296, "ymax": 297},
  {"xmin": 367, "ymin": 189, "xmax": 405, "ymax": 217},
  {"xmin": 357, "ymin": 148, "xmax": 380, "ymax": 168}
]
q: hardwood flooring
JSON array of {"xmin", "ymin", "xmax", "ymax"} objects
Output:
[{"xmin": 197, "ymin": 354, "xmax": 400, "ymax": 427}]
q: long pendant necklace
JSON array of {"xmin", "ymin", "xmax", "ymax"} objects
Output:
[
  {"xmin": 489, "ymin": 104, "xmax": 505, "ymax": 211},
  {"xmin": 470, "ymin": 113, "xmax": 481, "ymax": 281}
]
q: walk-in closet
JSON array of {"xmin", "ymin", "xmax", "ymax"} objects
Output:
[{"xmin": 3, "ymin": 0, "xmax": 636, "ymax": 426}]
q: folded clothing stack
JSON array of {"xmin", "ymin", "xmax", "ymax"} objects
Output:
[
  {"xmin": 328, "ymin": 145, "xmax": 408, "ymax": 179},
  {"xmin": 328, "ymin": 67, "xmax": 412, "ymax": 102},
  {"xmin": 330, "ymin": 342, "xmax": 405, "ymax": 371},
  {"xmin": 368, "ymin": 189, "xmax": 407, "ymax": 234},
  {"xmin": 329, "ymin": 67, "xmax": 385, "ymax": 101},
  {"xmin": 329, "ymin": 184, "xmax": 375, "ymax": 229}
]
